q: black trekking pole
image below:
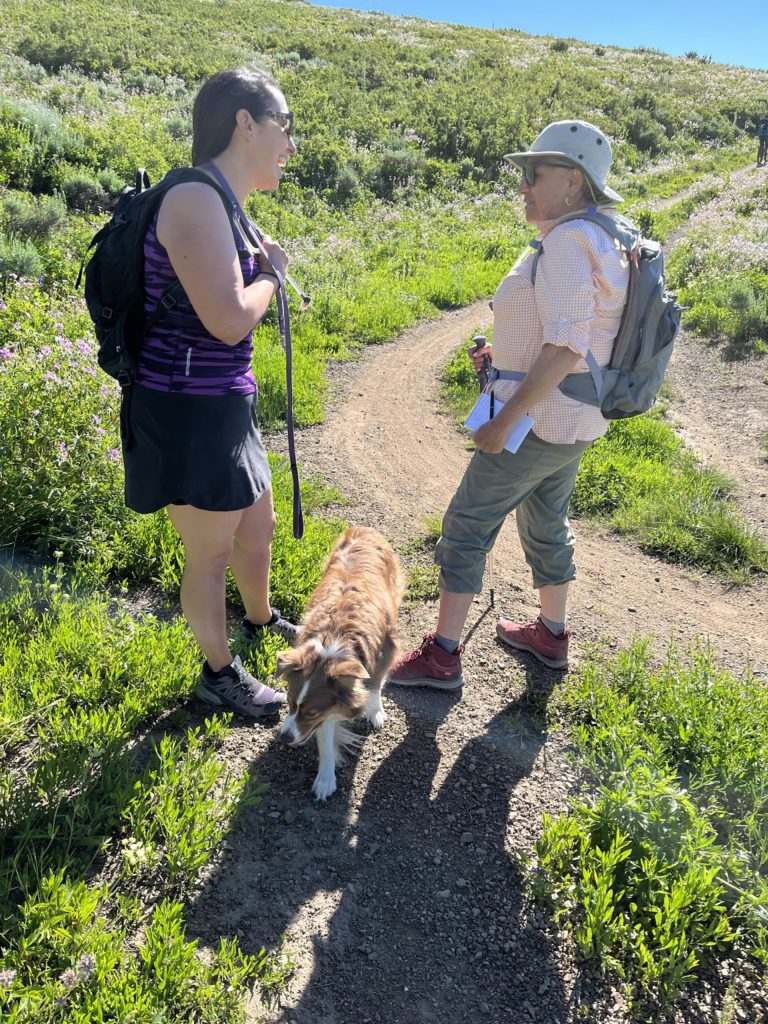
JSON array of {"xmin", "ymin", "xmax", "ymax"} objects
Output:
[{"xmin": 471, "ymin": 335, "xmax": 495, "ymax": 609}]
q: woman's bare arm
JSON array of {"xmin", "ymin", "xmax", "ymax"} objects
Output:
[{"xmin": 156, "ymin": 182, "xmax": 285, "ymax": 346}]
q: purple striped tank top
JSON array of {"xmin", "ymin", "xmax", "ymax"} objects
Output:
[{"xmin": 137, "ymin": 208, "xmax": 259, "ymax": 395}]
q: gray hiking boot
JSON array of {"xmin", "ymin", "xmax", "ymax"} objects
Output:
[
  {"xmin": 241, "ymin": 607, "xmax": 299, "ymax": 645},
  {"xmin": 196, "ymin": 655, "xmax": 286, "ymax": 718}
]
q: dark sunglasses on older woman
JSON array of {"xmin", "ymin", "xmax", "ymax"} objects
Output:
[
  {"xmin": 264, "ymin": 110, "xmax": 294, "ymax": 134},
  {"xmin": 520, "ymin": 161, "xmax": 573, "ymax": 186}
]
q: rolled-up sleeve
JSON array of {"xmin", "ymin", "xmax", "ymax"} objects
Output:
[{"xmin": 534, "ymin": 225, "xmax": 596, "ymax": 358}]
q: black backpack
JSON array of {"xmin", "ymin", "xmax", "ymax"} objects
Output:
[{"xmin": 78, "ymin": 167, "xmax": 233, "ymax": 388}]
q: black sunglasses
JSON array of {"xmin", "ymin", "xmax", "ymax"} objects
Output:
[
  {"xmin": 521, "ymin": 161, "xmax": 574, "ymax": 186},
  {"xmin": 264, "ymin": 110, "xmax": 294, "ymax": 134}
]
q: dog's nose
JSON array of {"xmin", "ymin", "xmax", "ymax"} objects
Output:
[{"xmin": 278, "ymin": 718, "xmax": 298, "ymax": 744}]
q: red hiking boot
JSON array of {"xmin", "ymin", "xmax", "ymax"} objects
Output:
[
  {"xmin": 496, "ymin": 617, "xmax": 570, "ymax": 670},
  {"xmin": 388, "ymin": 633, "xmax": 464, "ymax": 690}
]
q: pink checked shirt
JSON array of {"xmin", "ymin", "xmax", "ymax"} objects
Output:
[{"xmin": 490, "ymin": 213, "xmax": 630, "ymax": 444}]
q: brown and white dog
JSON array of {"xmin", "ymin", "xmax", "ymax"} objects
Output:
[{"xmin": 275, "ymin": 527, "xmax": 404, "ymax": 801}]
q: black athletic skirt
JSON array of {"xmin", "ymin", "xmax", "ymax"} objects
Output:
[{"xmin": 123, "ymin": 385, "xmax": 272, "ymax": 514}]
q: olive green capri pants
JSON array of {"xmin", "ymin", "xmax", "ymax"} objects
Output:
[{"xmin": 435, "ymin": 431, "xmax": 592, "ymax": 593}]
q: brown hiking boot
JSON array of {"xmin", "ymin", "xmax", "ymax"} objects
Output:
[
  {"xmin": 496, "ymin": 617, "xmax": 569, "ymax": 670},
  {"xmin": 388, "ymin": 633, "xmax": 464, "ymax": 690}
]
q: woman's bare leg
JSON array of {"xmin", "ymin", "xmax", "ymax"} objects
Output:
[
  {"xmin": 166, "ymin": 504, "xmax": 242, "ymax": 671},
  {"xmin": 538, "ymin": 581, "xmax": 570, "ymax": 626},
  {"xmin": 229, "ymin": 489, "xmax": 276, "ymax": 627},
  {"xmin": 436, "ymin": 590, "xmax": 476, "ymax": 643}
]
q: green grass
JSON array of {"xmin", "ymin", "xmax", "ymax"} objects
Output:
[
  {"xmin": 531, "ymin": 638, "xmax": 768, "ymax": 1014},
  {"xmin": 574, "ymin": 418, "xmax": 768, "ymax": 580},
  {"xmin": 664, "ymin": 175, "xmax": 768, "ymax": 358},
  {"xmin": 626, "ymin": 181, "xmax": 724, "ymax": 244},
  {"xmin": 0, "ymin": 566, "xmax": 295, "ymax": 1020},
  {"xmin": 405, "ymin": 563, "xmax": 441, "ymax": 604}
]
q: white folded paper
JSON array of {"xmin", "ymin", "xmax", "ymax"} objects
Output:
[{"xmin": 464, "ymin": 393, "xmax": 535, "ymax": 454}]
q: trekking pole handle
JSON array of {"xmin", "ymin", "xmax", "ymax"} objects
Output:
[
  {"xmin": 472, "ymin": 334, "xmax": 491, "ymax": 391},
  {"xmin": 249, "ymin": 225, "xmax": 312, "ymax": 310}
]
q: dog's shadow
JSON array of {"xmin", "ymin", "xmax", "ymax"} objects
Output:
[{"xmin": 186, "ymin": 669, "xmax": 572, "ymax": 1023}]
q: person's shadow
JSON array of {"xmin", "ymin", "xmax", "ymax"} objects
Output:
[{"xmin": 186, "ymin": 662, "xmax": 576, "ymax": 1023}]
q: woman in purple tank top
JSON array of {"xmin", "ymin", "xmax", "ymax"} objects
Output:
[{"xmin": 123, "ymin": 68, "xmax": 299, "ymax": 718}]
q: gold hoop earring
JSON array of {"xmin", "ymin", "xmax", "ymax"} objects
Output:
[{"xmin": 565, "ymin": 195, "xmax": 574, "ymax": 207}]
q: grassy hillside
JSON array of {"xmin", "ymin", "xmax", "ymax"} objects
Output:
[
  {"xmin": 1, "ymin": 4, "xmax": 768, "ymax": 1020},
  {"xmin": 1, "ymin": 0, "xmax": 767, "ymax": 196}
]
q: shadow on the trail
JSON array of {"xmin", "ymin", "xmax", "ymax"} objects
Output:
[{"xmin": 185, "ymin": 666, "xmax": 584, "ymax": 1024}]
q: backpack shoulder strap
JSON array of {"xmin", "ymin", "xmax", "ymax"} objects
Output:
[
  {"xmin": 530, "ymin": 208, "xmax": 639, "ymax": 285},
  {"xmin": 140, "ymin": 168, "xmax": 241, "ymax": 321},
  {"xmin": 154, "ymin": 167, "xmax": 235, "ymax": 222}
]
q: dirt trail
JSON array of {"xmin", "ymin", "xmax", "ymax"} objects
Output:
[
  {"xmin": 282, "ymin": 300, "xmax": 768, "ymax": 679},
  {"xmin": 186, "ymin": 176, "xmax": 768, "ymax": 1024}
]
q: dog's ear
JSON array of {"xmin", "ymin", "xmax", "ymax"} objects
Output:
[
  {"xmin": 327, "ymin": 658, "xmax": 370, "ymax": 682},
  {"xmin": 275, "ymin": 648, "xmax": 304, "ymax": 678}
]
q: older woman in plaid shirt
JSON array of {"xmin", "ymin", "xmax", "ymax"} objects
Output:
[{"xmin": 390, "ymin": 120, "xmax": 629, "ymax": 688}]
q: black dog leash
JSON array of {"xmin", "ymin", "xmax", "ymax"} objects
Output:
[{"xmin": 204, "ymin": 162, "xmax": 304, "ymax": 540}]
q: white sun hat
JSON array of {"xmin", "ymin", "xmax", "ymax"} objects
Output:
[{"xmin": 504, "ymin": 120, "xmax": 623, "ymax": 205}]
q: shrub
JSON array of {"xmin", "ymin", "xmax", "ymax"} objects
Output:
[
  {"xmin": 0, "ymin": 120, "xmax": 34, "ymax": 189},
  {"xmin": 0, "ymin": 235, "xmax": 42, "ymax": 283},
  {"xmin": 162, "ymin": 114, "xmax": 190, "ymax": 142},
  {"xmin": 2, "ymin": 192, "xmax": 68, "ymax": 242},
  {"xmin": 368, "ymin": 147, "xmax": 426, "ymax": 198},
  {"xmin": 96, "ymin": 168, "xmax": 126, "ymax": 197},
  {"xmin": 333, "ymin": 163, "xmax": 360, "ymax": 201},
  {"xmin": 61, "ymin": 173, "xmax": 108, "ymax": 213},
  {"xmin": 680, "ymin": 273, "xmax": 768, "ymax": 353},
  {"xmin": 634, "ymin": 207, "xmax": 656, "ymax": 239},
  {"xmin": 626, "ymin": 110, "xmax": 666, "ymax": 155}
]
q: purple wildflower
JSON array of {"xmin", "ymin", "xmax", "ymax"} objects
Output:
[
  {"xmin": 0, "ymin": 969, "xmax": 16, "ymax": 988},
  {"xmin": 0, "ymin": 347, "xmax": 14, "ymax": 360},
  {"xmin": 59, "ymin": 967, "xmax": 78, "ymax": 988},
  {"xmin": 76, "ymin": 953, "xmax": 96, "ymax": 982},
  {"xmin": 107, "ymin": 448, "xmax": 121, "ymax": 462}
]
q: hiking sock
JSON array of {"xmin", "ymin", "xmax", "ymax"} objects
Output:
[
  {"xmin": 435, "ymin": 633, "xmax": 460, "ymax": 655},
  {"xmin": 540, "ymin": 614, "xmax": 566, "ymax": 637},
  {"xmin": 245, "ymin": 610, "xmax": 279, "ymax": 629},
  {"xmin": 203, "ymin": 659, "xmax": 232, "ymax": 679}
]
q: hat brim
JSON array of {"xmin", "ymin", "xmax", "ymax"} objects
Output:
[{"xmin": 503, "ymin": 151, "xmax": 623, "ymax": 205}]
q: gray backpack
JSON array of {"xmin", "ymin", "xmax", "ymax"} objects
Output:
[{"xmin": 531, "ymin": 209, "xmax": 681, "ymax": 419}]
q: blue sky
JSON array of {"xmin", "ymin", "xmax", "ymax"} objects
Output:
[{"xmin": 313, "ymin": 0, "xmax": 768, "ymax": 71}]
